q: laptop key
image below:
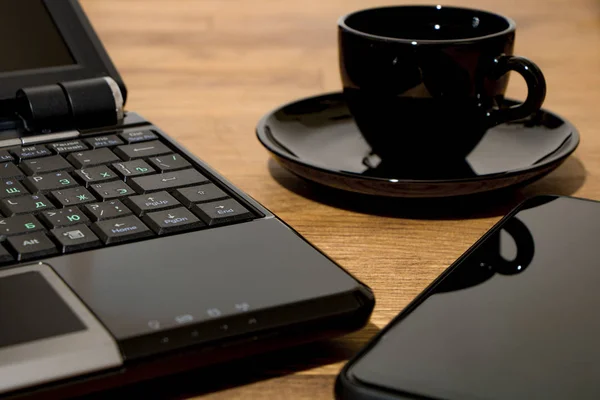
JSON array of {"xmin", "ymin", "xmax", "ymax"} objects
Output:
[
  {"xmin": 50, "ymin": 187, "xmax": 96, "ymax": 207},
  {"xmin": 147, "ymin": 153, "xmax": 191, "ymax": 172},
  {"xmin": 74, "ymin": 165, "xmax": 118, "ymax": 186},
  {"xmin": 191, "ymin": 198, "xmax": 253, "ymax": 226},
  {"xmin": 123, "ymin": 191, "xmax": 180, "ymax": 216},
  {"xmin": 6, "ymin": 232, "xmax": 58, "ymax": 261},
  {"xmin": 0, "ymin": 137, "xmax": 258, "ymax": 263},
  {"xmin": 48, "ymin": 140, "xmax": 89, "ymax": 154},
  {"xmin": 66, "ymin": 148, "xmax": 121, "ymax": 169},
  {"xmin": 112, "ymin": 160, "xmax": 155, "ymax": 181},
  {"xmin": 0, "ymin": 163, "xmax": 25, "ymax": 180},
  {"xmin": 113, "ymin": 140, "xmax": 171, "ymax": 160},
  {"xmin": 143, "ymin": 207, "xmax": 204, "ymax": 235},
  {"xmin": 89, "ymin": 181, "xmax": 136, "ymax": 200},
  {"xmin": 128, "ymin": 168, "xmax": 207, "ymax": 193},
  {"xmin": 92, "ymin": 215, "xmax": 153, "ymax": 244},
  {"xmin": 0, "ymin": 215, "xmax": 45, "ymax": 237},
  {"xmin": 21, "ymin": 155, "xmax": 74, "ymax": 175},
  {"xmin": 0, "ymin": 194, "xmax": 54, "ymax": 216},
  {"xmin": 10, "ymin": 145, "xmax": 52, "ymax": 160},
  {"xmin": 0, "ymin": 151, "xmax": 13, "ymax": 163},
  {"xmin": 0, "ymin": 245, "xmax": 14, "ymax": 264},
  {"xmin": 84, "ymin": 200, "xmax": 132, "ymax": 221},
  {"xmin": 173, "ymin": 184, "xmax": 227, "ymax": 207},
  {"xmin": 0, "ymin": 179, "xmax": 29, "ymax": 199},
  {"xmin": 40, "ymin": 207, "xmax": 90, "ymax": 228},
  {"xmin": 51, "ymin": 224, "xmax": 101, "ymax": 253},
  {"xmin": 24, "ymin": 171, "xmax": 78, "ymax": 193},
  {"xmin": 120, "ymin": 130, "xmax": 158, "ymax": 143},
  {"xmin": 84, "ymin": 135, "xmax": 124, "ymax": 149}
]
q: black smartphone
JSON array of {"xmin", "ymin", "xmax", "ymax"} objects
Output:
[{"xmin": 337, "ymin": 195, "xmax": 600, "ymax": 400}]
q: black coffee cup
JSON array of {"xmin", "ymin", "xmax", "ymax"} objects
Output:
[{"xmin": 338, "ymin": 5, "xmax": 546, "ymax": 164}]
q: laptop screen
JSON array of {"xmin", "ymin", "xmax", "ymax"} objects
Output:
[{"xmin": 0, "ymin": 0, "xmax": 74, "ymax": 73}]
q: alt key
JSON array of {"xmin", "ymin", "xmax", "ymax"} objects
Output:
[{"xmin": 6, "ymin": 232, "xmax": 58, "ymax": 261}]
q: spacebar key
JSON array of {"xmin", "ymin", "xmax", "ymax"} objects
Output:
[{"xmin": 128, "ymin": 169, "xmax": 208, "ymax": 193}]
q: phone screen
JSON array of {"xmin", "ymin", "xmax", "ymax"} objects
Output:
[{"xmin": 348, "ymin": 196, "xmax": 600, "ymax": 399}]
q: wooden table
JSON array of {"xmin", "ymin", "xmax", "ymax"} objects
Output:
[{"xmin": 80, "ymin": 0, "xmax": 596, "ymax": 398}]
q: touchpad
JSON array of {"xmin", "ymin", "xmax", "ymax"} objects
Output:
[
  {"xmin": 0, "ymin": 264, "xmax": 123, "ymax": 396},
  {"xmin": 0, "ymin": 271, "xmax": 85, "ymax": 348}
]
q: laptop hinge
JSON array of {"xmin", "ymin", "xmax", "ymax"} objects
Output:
[{"xmin": 12, "ymin": 77, "xmax": 124, "ymax": 133}]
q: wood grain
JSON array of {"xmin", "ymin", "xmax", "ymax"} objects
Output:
[{"xmin": 79, "ymin": 0, "xmax": 598, "ymax": 398}]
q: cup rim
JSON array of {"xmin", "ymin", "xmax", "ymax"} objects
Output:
[{"xmin": 338, "ymin": 5, "xmax": 516, "ymax": 45}]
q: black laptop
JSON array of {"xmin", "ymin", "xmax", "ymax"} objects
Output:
[{"xmin": 0, "ymin": 1, "xmax": 374, "ymax": 398}]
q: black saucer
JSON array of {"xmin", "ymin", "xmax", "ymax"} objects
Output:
[{"xmin": 256, "ymin": 92, "xmax": 579, "ymax": 198}]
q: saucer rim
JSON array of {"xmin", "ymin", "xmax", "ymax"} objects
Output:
[{"xmin": 256, "ymin": 91, "xmax": 580, "ymax": 185}]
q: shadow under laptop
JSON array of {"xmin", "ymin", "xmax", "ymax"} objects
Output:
[
  {"xmin": 81, "ymin": 322, "xmax": 380, "ymax": 399},
  {"xmin": 267, "ymin": 157, "xmax": 586, "ymax": 220}
]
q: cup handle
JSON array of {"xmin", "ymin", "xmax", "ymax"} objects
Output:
[
  {"xmin": 486, "ymin": 55, "xmax": 546, "ymax": 125},
  {"xmin": 491, "ymin": 216, "xmax": 535, "ymax": 275}
]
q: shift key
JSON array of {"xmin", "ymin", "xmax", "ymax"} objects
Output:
[{"xmin": 128, "ymin": 169, "xmax": 207, "ymax": 193}]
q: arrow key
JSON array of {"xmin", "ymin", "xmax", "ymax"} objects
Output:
[
  {"xmin": 191, "ymin": 198, "xmax": 254, "ymax": 226},
  {"xmin": 123, "ymin": 191, "xmax": 180, "ymax": 216},
  {"xmin": 91, "ymin": 215, "xmax": 153, "ymax": 244},
  {"xmin": 143, "ymin": 207, "xmax": 204, "ymax": 235}
]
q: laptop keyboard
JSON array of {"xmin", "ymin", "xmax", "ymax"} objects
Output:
[{"xmin": 0, "ymin": 129, "xmax": 256, "ymax": 265}]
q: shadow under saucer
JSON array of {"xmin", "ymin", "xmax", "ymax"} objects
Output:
[{"xmin": 267, "ymin": 156, "xmax": 586, "ymax": 220}]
